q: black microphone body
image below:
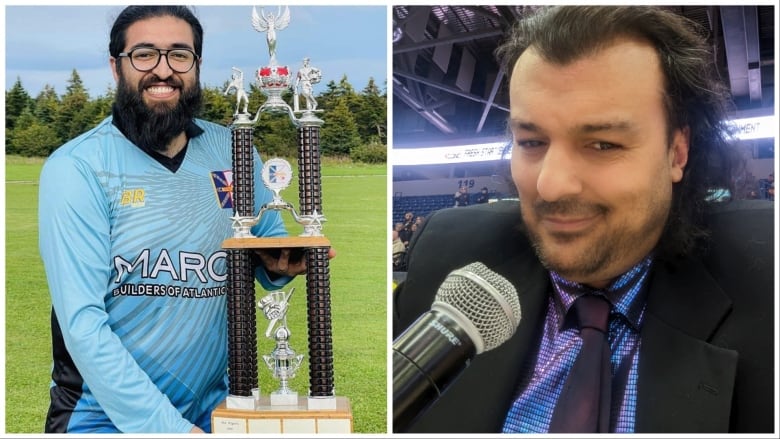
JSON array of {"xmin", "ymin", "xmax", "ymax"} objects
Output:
[
  {"xmin": 392, "ymin": 310, "xmax": 477, "ymax": 432},
  {"xmin": 392, "ymin": 262, "xmax": 521, "ymax": 433}
]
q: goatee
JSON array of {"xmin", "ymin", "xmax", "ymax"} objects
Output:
[{"xmin": 112, "ymin": 72, "xmax": 202, "ymax": 153}]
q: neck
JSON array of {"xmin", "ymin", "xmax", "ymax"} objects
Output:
[{"xmin": 161, "ymin": 132, "xmax": 188, "ymax": 158}]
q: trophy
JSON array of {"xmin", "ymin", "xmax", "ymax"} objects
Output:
[
  {"xmin": 259, "ymin": 287, "xmax": 304, "ymax": 405},
  {"xmin": 211, "ymin": 5, "xmax": 352, "ymax": 434}
]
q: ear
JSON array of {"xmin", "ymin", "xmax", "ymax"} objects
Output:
[
  {"xmin": 669, "ymin": 126, "xmax": 690, "ymax": 183},
  {"xmin": 110, "ymin": 57, "xmax": 120, "ymax": 83}
]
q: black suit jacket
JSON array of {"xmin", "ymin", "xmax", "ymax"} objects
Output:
[{"xmin": 393, "ymin": 200, "xmax": 775, "ymax": 433}]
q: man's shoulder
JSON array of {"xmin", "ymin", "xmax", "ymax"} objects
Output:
[
  {"xmin": 409, "ymin": 201, "xmax": 526, "ymax": 259},
  {"xmin": 190, "ymin": 119, "xmax": 233, "ymax": 155},
  {"xmin": 40, "ymin": 119, "xmax": 123, "ymax": 193},
  {"xmin": 699, "ymin": 199, "xmax": 774, "ymax": 274},
  {"xmin": 707, "ymin": 198, "xmax": 773, "ymax": 215},
  {"xmin": 48, "ymin": 117, "xmax": 117, "ymax": 160},
  {"xmin": 43, "ymin": 118, "xmax": 127, "ymax": 177},
  {"xmin": 426, "ymin": 200, "xmax": 520, "ymax": 228},
  {"xmin": 704, "ymin": 199, "xmax": 774, "ymax": 237}
]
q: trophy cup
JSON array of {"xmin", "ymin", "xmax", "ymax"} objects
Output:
[
  {"xmin": 211, "ymin": 5, "xmax": 352, "ymax": 434},
  {"xmin": 259, "ymin": 287, "xmax": 304, "ymax": 405}
]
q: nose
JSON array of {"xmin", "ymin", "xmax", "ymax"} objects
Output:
[
  {"xmin": 536, "ymin": 143, "xmax": 583, "ymax": 202},
  {"xmin": 151, "ymin": 53, "xmax": 174, "ymax": 79}
]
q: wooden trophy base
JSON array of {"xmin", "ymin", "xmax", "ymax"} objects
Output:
[
  {"xmin": 211, "ymin": 396, "xmax": 353, "ymax": 433},
  {"xmin": 218, "ymin": 234, "xmax": 342, "ymax": 433},
  {"xmin": 223, "ymin": 235, "xmax": 331, "ymax": 249}
]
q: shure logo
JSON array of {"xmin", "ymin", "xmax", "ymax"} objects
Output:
[{"xmin": 430, "ymin": 320, "xmax": 461, "ymax": 346}]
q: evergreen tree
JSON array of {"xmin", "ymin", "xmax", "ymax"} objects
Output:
[
  {"xmin": 200, "ymin": 85, "xmax": 235, "ymax": 127},
  {"xmin": 318, "ymin": 75, "xmax": 357, "ymax": 113},
  {"xmin": 355, "ymin": 77, "xmax": 387, "ymax": 144},
  {"xmin": 10, "ymin": 120, "xmax": 61, "ymax": 157},
  {"xmin": 255, "ymin": 112, "xmax": 298, "ymax": 157},
  {"xmin": 86, "ymin": 86, "xmax": 115, "ymax": 125},
  {"xmin": 33, "ymin": 85, "xmax": 61, "ymax": 126},
  {"xmin": 55, "ymin": 70, "xmax": 92, "ymax": 142},
  {"xmin": 5, "ymin": 68, "xmax": 386, "ymax": 160},
  {"xmin": 247, "ymin": 83, "xmax": 267, "ymax": 116},
  {"xmin": 245, "ymin": 86, "xmax": 296, "ymax": 157},
  {"xmin": 320, "ymin": 98, "xmax": 361, "ymax": 156},
  {"xmin": 13, "ymin": 108, "xmax": 36, "ymax": 132},
  {"xmin": 5, "ymin": 107, "xmax": 33, "ymax": 155},
  {"xmin": 5, "ymin": 77, "xmax": 32, "ymax": 133}
]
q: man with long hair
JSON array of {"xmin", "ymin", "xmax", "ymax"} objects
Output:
[{"xmin": 393, "ymin": 6, "xmax": 773, "ymax": 433}]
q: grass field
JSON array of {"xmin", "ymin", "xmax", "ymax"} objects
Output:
[{"xmin": 4, "ymin": 154, "xmax": 389, "ymax": 433}]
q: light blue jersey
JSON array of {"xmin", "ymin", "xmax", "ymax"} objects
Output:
[{"xmin": 39, "ymin": 116, "xmax": 289, "ymax": 433}]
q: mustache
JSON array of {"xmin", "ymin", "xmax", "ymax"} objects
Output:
[
  {"xmin": 532, "ymin": 198, "xmax": 608, "ymax": 217},
  {"xmin": 139, "ymin": 74, "xmax": 184, "ymax": 89}
]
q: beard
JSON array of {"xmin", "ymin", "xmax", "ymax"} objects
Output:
[
  {"xmin": 521, "ymin": 194, "xmax": 669, "ymax": 284},
  {"xmin": 112, "ymin": 69, "xmax": 202, "ymax": 153}
]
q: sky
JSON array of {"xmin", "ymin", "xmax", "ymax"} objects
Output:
[{"xmin": 3, "ymin": 4, "xmax": 388, "ymax": 99}]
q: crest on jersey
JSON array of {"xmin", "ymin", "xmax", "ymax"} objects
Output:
[{"xmin": 210, "ymin": 170, "xmax": 234, "ymax": 209}]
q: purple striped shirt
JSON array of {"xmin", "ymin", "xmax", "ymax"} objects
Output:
[{"xmin": 502, "ymin": 255, "xmax": 653, "ymax": 433}]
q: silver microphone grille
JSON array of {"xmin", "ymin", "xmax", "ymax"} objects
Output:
[{"xmin": 433, "ymin": 262, "xmax": 521, "ymax": 352}]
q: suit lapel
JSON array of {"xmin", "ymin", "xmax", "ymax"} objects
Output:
[{"xmin": 636, "ymin": 258, "xmax": 738, "ymax": 432}]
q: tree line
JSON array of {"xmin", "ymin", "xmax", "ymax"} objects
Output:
[{"xmin": 5, "ymin": 70, "xmax": 387, "ymax": 163}]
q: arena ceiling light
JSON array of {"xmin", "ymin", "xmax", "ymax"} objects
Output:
[{"xmin": 393, "ymin": 115, "xmax": 776, "ymax": 166}]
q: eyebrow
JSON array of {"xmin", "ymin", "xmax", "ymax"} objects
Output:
[
  {"xmin": 510, "ymin": 119, "xmax": 637, "ymax": 135},
  {"xmin": 130, "ymin": 42, "xmax": 195, "ymax": 51},
  {"xmin": 510, "ymin": 120, "xmax": 541, "ymax": 132},
  {"xmin": 578, "ymin": 121, "xmax": 635, "ymax": 134}
]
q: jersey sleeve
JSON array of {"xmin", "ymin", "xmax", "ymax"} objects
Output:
[{"xmin": 38, "ymin": 155, "xmax": 193, "ymax": 433}]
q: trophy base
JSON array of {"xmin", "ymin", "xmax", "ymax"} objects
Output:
[
  {"xmin": 211, "ymin": 396, "xmax": 352, "ymax": 434},
  {"xmin": 223, "ymin": 236, "xmax": 330, "ymax": 249},
  {"xmin": 226, "ymin": 392, "xmax": 259, "ymax": 410},
  {"xmin": 270, "ymin": 391, "xmax": 298, "ymax": 406}
]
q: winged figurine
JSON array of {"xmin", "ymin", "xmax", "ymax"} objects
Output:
[{"xmin": 252, "ymin": 5, "xmax": 291, "ymax": 65}]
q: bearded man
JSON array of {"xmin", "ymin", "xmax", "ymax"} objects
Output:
[{"xmin": 39, "ymin": 6, "xmax": 305, "ymax": 433}]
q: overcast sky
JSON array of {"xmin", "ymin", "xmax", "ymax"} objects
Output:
[{"xmin": 3, "ymin": 4, "xmax": 388, "ymax": 98}]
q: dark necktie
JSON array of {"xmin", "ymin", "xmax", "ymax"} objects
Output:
[{"xmin": 548, "ymin": 294, "xmax": 612, "ymax": 433}]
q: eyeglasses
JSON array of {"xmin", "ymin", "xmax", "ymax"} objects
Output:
[{"xmin": 117, "ymin": 47, "xmax": 199, "ymax": 73}]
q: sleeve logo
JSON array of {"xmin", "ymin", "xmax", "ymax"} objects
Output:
[{"xmin": 210, "ymin": 170, "xmax": 234, "ymax": 209}]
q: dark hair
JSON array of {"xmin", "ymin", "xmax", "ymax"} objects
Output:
[
  {"xmin": 109, "ymin": 6, "xmax": 204, "ymax": 58},
  {"xmin": 495, "ymin": 6, "xmax": 740, "ymax": 259}
]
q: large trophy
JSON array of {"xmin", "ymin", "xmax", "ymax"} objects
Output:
[{"xmin": 211, "ymin": 6, "xmax": 352, "ymax": 434}]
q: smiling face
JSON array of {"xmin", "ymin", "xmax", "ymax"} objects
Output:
[
  {"xmin": 109, "ymin": 14, "xmax": 203, "ymax": 155},
  {"xmin": 111, "ymin": 15, "xmax": 200, "ymax": 110},
  {"xmin": 509, "ymin": 37, "xmax": 689, "ymax": 288}
]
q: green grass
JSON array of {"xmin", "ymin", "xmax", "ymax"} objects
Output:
[{"xmin": 4, "ymin": 154, "xmax": 388, "ymax": 433}]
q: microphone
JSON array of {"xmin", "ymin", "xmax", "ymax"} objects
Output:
[{"xmin": 392, "ymin": 262, "xmax": 521, "ymax": 432}]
